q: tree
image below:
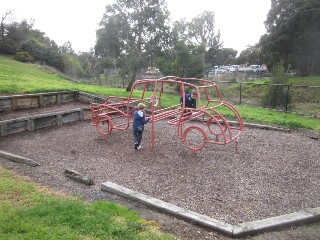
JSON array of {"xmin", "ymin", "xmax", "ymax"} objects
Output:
[
  {"xmin": 216, "ymin": 48, "xmax": 238, "ymax": 66},
  {"xmin": 174, "ymin": 41, "xmax": 192, "ymax": 77},
  {"xmin": 155, "ymin": 48, "xmax": 177, "ymax": 76},
  {"xmin": 4, "ymin": 20, "xmax": 33, "ymax": 43},
  {"xmin": 78, "ymin": 50, "xmax": 99, "ymax": 74},
  {"xmin": 0, "ymin": 16, "xmax": 30, "ymax": 54},
  {"xmin": 169, "ymin": 11, "xmax": 222, "ymax": 76},
  {"xmin": 171, "ymin": 19, "xmax": 189, "ymax": 43},
  {"xmin": 1, "ymin": 10, "xmax": 13, "ymax": 40},
  {"xmin": 95, "ymin": 0, "xmax": 171, "ymax": 91},
  {"xmin": 261, "ymin": 0, "xmax": 320, "ymax": 76},
  {"xmin": 188, "ymin": 11, "xmax": 217, "ymax": 47},
  {"xmin": 205, "ymin": 30, "xmax": 222, "ymax": 67},
  {"xmin": 59, "ymin": 41, "xmax": 74, "ymax": 54},
  {"xmin": 237, "ymin": 45, "xmax": 260, "ymax": 65},
  {"xmin": 188, "ymin": 11, "xmax": 221, "ymax": 71}
]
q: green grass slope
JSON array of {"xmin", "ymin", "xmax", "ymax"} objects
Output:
[{"xmin": 0, "ymin": 55, "xmax": 127, "ymax": 96}]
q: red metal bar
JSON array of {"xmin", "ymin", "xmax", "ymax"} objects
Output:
[{"xmin": 90, "ymin": 76, "xmax": 244, "ymax": 153}]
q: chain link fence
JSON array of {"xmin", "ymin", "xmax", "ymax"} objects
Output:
[{"xmin": 215, "ymin": 82, "xmax": 320, "ymax": 118}]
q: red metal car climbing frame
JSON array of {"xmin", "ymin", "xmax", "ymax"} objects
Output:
[{"xmin": 90, "ymin": 76, "xmax": 244, "ymax": 153}]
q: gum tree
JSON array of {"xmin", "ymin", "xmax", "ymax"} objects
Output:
[
  {"xmin": 260, "ymin": 0, "xmax": 320, "ymax": 76},
  {"xmin": 95, "ymin": 0, "xmax": 171, "ymax": 91}
]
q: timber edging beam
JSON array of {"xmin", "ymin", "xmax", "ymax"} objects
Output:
[{"xmin": 101, "ymin": 181, "xmax": 320, "ymax": 237}]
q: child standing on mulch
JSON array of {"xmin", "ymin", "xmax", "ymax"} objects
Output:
[{"xmin": 132, "ymin": 103, "xmax": 150, "ymax": 150}]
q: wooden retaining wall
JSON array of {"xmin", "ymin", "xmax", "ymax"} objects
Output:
[
  {"xmin": 0, "ymin": 107, "xmax": 92, "ymax": 137},
  {"xmin": 0, "ymin": 91, "xmax": 107, "ymax": 112},
  {"xmin": 0, "ymin": 91, "xmax": 78, "ymax": 111},
  {"xmin": 0, "ymin": 91, "xmax": 105, "ymax": 137}
]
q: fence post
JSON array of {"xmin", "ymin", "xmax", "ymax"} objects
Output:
[
  {"xmin": 285, "ymin": 85, "xmax": 290, "ymax": 112},
  {"xmin": 239, "ymin": 83, "xmax": 242, "ymax": 104}
]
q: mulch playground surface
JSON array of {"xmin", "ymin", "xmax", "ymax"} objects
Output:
[{"xmin": 1, "ymin": 102, "xmax": 320, "ymax": 239}]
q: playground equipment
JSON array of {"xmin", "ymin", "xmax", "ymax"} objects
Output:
[{"xmin": 90, "ymin": 76, "xmax": 244, "ymax": 153}]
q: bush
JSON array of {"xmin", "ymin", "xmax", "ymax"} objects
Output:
[
  {"xmin": 0, "ymin": 38, "xmax": 19, "ymax": 54},
  {"xmin": 14, "ymin": 51, "xmax": 34, "ymax": 63},
  {"xmin": 20, "ymin": 39, "xmax": 49, "ymax": 63},
  {"xmin": 62, "ymin": 53, "xmax": 84, "ymax": 78},
  {"xmin": 262, "ymin": 60, "xmax": 292, "ymax": 109},
  {"xmin": 46, "ymin": 52, "xmax": 65, "ymax": 72}
]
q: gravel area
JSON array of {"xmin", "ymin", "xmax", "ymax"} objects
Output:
[{"xmin": 1, "ymin": 103, "xmax": 320, "ymax": 239}]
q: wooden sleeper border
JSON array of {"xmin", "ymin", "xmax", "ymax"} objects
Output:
[{"xmin": 0, "ymin": 91, "xmax": 104, "ymax": 137}]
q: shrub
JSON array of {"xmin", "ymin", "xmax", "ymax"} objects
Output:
[
  {"xmin": 62, "ymin": 53, "xmax": 84, "ymax": 78},
  {"xmin": 14, "ymin": 51, "xmax": 34, "ymax": 63},
  {"xmin": 0, "ymin": 38, "xmax": 19, "ymax": 54},
  {"xmin": 262, "ymin": 60, "xmax": 292, "ymax": 109}
]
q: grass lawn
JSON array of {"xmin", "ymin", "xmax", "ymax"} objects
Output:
[
  {"xmin": 1, "ymin": 54, "xmax": 319, "ymax": 131},
  {"xmin": 0, "ymin": 167, "xmax": 176, "ymax": 240}
]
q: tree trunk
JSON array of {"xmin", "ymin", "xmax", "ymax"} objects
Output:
[
  {"xmin": 126, "ymin": 72, "xmax": 136, "ymax": 92},
  {"xmin": 1, "ymin": 23, "xmax": 4, "ymax": 40}
]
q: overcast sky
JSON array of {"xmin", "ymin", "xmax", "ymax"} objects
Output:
[{"xmin": 1, "ymin": 0, "xmax": 271, "ymax": 54}]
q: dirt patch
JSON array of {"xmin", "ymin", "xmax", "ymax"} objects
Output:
[{"xmin": 0, "ymin": 103, "xmax": 320, "ymax": 239}]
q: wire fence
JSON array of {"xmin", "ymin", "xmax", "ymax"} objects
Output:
[
  {"xmin": 81, "ymin": 73, "xmax": 162, "ymax": 88},
  {"xmin": 81, "ymin": 74, "xmax": 129, "ymax": 88},
  {"xmin": 215, "ymin": 82, "xmax": 320, "ymax": 118}
]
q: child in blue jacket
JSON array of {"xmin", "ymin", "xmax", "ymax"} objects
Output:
[
  {"xmin": 180, "ymin": 90, "xmax": 197, "ymax": 115},
  {"xmin": 133, "ymin": 103, "xmax": 150, "ymax": 150}
]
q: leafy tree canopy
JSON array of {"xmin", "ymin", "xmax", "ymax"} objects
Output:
[
  {"xmin": 261, "ymin": 0, "xmax": 320, "ymax": 76},
  {"xmin": 237, "ymin": 45, "xmax": 260, "ymax": 65},
  {"xmin": 95, "ymin": 0, "xmax": 171, "ymax": 90}
]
